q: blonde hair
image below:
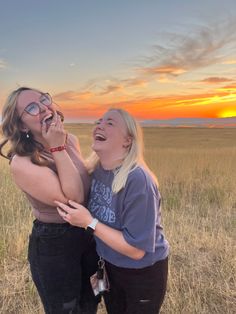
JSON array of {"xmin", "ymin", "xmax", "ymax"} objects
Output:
[
  {"xmin": 86, "ymin": 108, "xmax": 158, "ymax": 193},
  {"xmin": 0, "ymin": 87, "xmax": 63, "ymax": 166}
]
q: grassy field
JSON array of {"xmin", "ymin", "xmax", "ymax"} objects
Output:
[{"xmin": 0, "ymin": 126, "xmax": 235, "ymax": 314}]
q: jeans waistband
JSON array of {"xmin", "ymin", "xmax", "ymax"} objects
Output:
[
  {"xmin": 33, "ymin": 219, "xmax": 70, "ymax": 228},
  {"xmin": 32, "ymin": 219, "xmax": 74, "ymax": 238}
]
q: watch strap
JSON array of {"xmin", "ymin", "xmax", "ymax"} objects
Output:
[{"xmin": 86, "ymin": 218, "xmax": 98, "ymax": 234}]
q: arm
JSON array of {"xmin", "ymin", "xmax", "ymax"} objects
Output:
[
  {"xmin": 11, "ymin": 155, "xmax": 68, "ymax": 206},
  {"xmin": 56, "ymin": 167, "xmax": 157, "ymax": 258},
  {"xmin": 55, "ymin": 200, "xmax": 145, "ymax": 260},
  {"xmin": 42, "ymin": 113, "xmax": 84, "ymax": 203}
]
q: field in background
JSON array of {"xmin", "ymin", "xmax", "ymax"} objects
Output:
[{"xmin": 0, "ymin": 126, "xmax": 235, "ymax": 314}]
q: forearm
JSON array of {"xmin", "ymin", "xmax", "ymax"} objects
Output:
[
  {"xmin": 94, "ymin": 221, "xmax": 145, "ymax": 260},
  {"xmin": 55, "ymin": 200, "xmax": 144, "ymax": 259},
  {"xmin": 52, "ymin": 151, "xmax": 84, "ymax": 203}
]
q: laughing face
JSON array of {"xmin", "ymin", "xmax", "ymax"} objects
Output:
[
  {"xmin": 16, "ymin": 90, "xmax": 57, "ymax": 135},
  {"xmin": 92, "ymin": 110, "xmax": 132, "ymax": 159}
]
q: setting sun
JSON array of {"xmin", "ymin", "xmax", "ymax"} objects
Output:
[{"xmin": 218, "ymin": 109, "xmax": 236, "ymax": 118}]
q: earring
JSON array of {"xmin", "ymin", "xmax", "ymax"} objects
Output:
[{"xmin": 26, "ymin": 132, "xmax": 30, "ymax": 139}]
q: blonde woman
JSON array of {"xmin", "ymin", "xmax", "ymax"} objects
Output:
[
  {"xmin": 56, "ymin": 108, "xmax": 169, "ymax": 314},
  {"xmin": 0, "ymin": 87, "xmax": 99, "ymax": 314}
]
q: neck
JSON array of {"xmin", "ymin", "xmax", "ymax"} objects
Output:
[
  {"xmin": 33, "ymin": 134, "xmax": 50, "ymax": 151},
  {"xmin": 98, "ymin": 154, "xmax": 123, "ymax": 170}
]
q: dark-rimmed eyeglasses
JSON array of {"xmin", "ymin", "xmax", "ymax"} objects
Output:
[{"xmin": 19, "ymin": 93, "xmax": 52, "ymax": 119}]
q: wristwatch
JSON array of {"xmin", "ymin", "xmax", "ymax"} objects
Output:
[{"xmin": 86, "ymin": 218, "xmax": 99, "ymax": 234}]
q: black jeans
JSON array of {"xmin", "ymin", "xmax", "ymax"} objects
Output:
[
  {"xmin": 28, "ymin": 220, "xmax": 100, "ymax": 314},
  {"xmin": 103, "ymin": 257, "xmax": 168, "ymax": 314}
]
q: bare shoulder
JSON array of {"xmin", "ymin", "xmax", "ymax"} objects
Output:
[
  {"xmin": 10, "ymin": 154, "xmax": 68, "ymax": 204},
  {"xmin": 10, "ymin": 154, "xmax": 47, "ymax": 179},
  {"xmin": 10, "ymin": 155, "xmax": 32, "ymax": 173}
]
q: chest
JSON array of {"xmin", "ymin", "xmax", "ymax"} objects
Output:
[{"xmin": 88, "ymin": 177, "xmax": 125, "ymax": 228}]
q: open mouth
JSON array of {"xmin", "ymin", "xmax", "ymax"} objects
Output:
[
  {"xmin": 41, "ymin": 114, "xmax": 53, "ymax": 125},
  {"xmin": 95, "ymin": 133, "xmax": 106, "ymax": 141}
]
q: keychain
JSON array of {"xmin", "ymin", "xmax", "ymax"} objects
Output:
[
  {"xmin": 90, "ymin": 257, "xmax": 110, "ymax": 296},
  {"xmin": 97, "ymin": 257, "xmax": 106, "ymax": 293}
]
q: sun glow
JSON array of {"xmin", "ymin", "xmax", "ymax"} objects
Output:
[{"xmin": 218, "ymin": 109, "xmax": 236, "ymax": 118}]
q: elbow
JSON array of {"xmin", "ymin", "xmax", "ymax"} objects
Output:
[
  {"xmin": 130, "ymin": 249, "xmax": 145, "ymax": 260},
  {"xmin": 65, "ymin": 190, "xmax": 84, "ymax": 204}
]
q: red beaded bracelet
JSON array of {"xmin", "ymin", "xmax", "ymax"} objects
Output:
[{"xmin": 49, "ymin": 145, "xmax": 66, "ymax": 153}]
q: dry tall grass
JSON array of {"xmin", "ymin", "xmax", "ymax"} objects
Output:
[{"xmin": 0, "ymin": 126, "xmax": 235, "ymax": 314}]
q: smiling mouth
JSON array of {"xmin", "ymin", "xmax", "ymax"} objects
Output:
[
  {"xmin": 41, "ymin": 114, "xmax": 53, "ymax": 125},
  {"xmin": 95, "ymin": 134, "xmax": 106, "ymax": 141}
]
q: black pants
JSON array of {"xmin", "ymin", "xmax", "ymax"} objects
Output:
[
  {"xmin": 28, "ymin": 220, "xmax": 100, "ymax": 314},
  {"xmin": 103, "ymin": 257, "xmax": 168, "ymax": 314}
]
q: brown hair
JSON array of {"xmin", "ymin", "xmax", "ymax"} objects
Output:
[{"xmin": 0, "ymin": 87, "xmax": 64, "ymax": 166}]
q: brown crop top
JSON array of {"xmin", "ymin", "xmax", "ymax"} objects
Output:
[{"xmin": 23, "ymin": 134, "xmax": 90, "ymax": 223}]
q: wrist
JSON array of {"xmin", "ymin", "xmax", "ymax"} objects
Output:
[
  {"xmin": 86, "ymin": 217, "xmax": 99, "ymax": 234},
  {"xmin": 49, "ymin": 145, "xmax": 66, "ymax": 153}
]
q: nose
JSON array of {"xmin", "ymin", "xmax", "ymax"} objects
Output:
[
  {"xmin": 97, "ymin": 119, "xmax": 106, "ymax": 129},
  {"xmin": 39, "ymin": 103, "xmax": 51, "ymax": 113},
  {"xmin": 95, "ymin": 124, "xmax": 105, "ymax": 132}
]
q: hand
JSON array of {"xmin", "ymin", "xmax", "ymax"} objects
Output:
[
  {"xmin": 55, "ymin": 200, "xmax": 93, "ymax": 228},
  {"xmin": 42, "ymin": 112, "xmax": 67, "ymax": 147}
]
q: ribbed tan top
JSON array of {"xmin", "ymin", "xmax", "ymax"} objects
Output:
[{"xmin": 24, "ymin": 134, "xmax": 90, "ymax": 223}]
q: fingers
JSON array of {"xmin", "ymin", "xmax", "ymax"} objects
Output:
[
  {"xmin": 68, "ymin": 199, "xmax": 81, "ymax": 209},
  {"xmin": 55, "ymin": 200, "xmax": 92, "ymax": 228},
  {"xmin": 41, "ymin": 120, "xmax": 47, "ymax": 137},
  {"xmin": 50, "ymin": 112, "xmax": 58, "ymax": 127},
  {"xmin": 57, "ymin": 207, "xmax": 69, "ymax": 220},
  {"xmin": 50, "ymin": 112, "xmax": 64, "ymax": 132},
  {"xmin": 54, "ymin": 201, "xmax": 72, "ymax": 213},
  {"xmin": 55, "ymin": 201, "xmax": 73, "ymax": 222}
]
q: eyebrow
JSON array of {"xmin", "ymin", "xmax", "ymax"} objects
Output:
[
  {"xmin": 104, "ymin": 118, "xmax": 116, "ymax": 122},
  {"xmin": 97, "ymin": 117, "xmax": 116, "ymax": 122}
]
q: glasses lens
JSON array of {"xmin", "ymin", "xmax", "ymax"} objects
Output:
[
  {"xmin": 40, "ymin": 93, "xmax": 51, "ymax": 106},
  {"xmin": 25, "ymin": 103, "xmax": 40, "ymax": 116}
]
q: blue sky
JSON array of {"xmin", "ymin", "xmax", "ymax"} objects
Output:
[{"xmin": 1, "ymin": 0, "xmax": 236, "ymax": 120}]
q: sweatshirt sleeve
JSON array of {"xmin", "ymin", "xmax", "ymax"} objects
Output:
[{"xmin": 121, "ymin": 168, "xmax": 160, "ymax": 253}]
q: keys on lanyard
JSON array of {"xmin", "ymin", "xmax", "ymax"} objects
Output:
[
  {"xmin": 97, "ymin": 257, "xmax": 106, "ymax": 294},
  {"xmin": 97, "ymin": 257, "xmax": 104, "ymax": 278}
]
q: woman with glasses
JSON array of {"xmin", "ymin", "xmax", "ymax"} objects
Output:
[{"xmin": 0, "ymin": 87, "xmax": 99, "ymax": 314}]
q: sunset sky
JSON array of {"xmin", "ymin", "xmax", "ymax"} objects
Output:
[{"xmin": 0, "ymin": 0, "xmax": 236, "ymax": 121}]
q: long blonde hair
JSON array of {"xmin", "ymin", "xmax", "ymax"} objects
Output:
[
  {"xmin": 86, "ymin": 108, "xmax": 158, "ymax": 193},
  {"xmin": 0, "ymin": 87, "xmax": 63, "ymax": 166}
]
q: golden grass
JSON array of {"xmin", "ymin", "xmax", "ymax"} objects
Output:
[{"xmin": 0, "ymin": 126, "xmax": 235, "ymax": 314}]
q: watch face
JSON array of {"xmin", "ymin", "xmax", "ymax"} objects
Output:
[{"xmin": 86, "ymin": 226, "xmax": 94, "ymax": 234}]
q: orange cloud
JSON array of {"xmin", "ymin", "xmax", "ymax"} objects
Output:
[
  {"xmin": 54, "ymin": 90, "xmax": 94, "ymax": 102},
  {"xmin": 200, "ymin": 77, "xmax": 234, "ymax": 84},
  {"xmin": 217, "ymin": 83, "xmax": 236, "ymax": 92},
  {"xmin": 98, "ymin": 78, "xmax": 148, "ymax": 95},
  {"xmin": 141, "ymin": 65, "xmax": 186, "ymax": 76},
  {"xmin": 100, "ymin": 84, "xmax": 124, "ymax": 95}
]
